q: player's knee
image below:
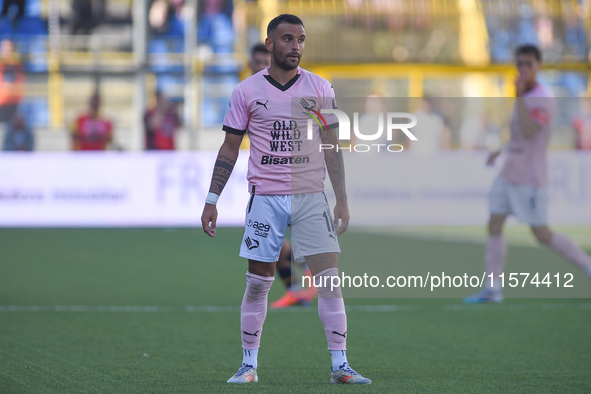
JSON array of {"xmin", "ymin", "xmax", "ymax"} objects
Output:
[
  {"xmin": 314, "ymin": 268, "xmax": 341, "ymax": 297},
  {"xmin": 245, "ymin": 272, "xmax": 274, "ymax": 296},
  {"xmin": 488, "ymin": 221, "xmax": 503, "ymax": 235},
  {"xmin": 532, "ymin": 228, "xmax": 552, "ymax": 245}
]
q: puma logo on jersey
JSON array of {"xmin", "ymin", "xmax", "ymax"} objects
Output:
[
  {"xmin": 243, "ymin": 330, "xmax": 259, "ymax": 337},
  {"xmin": 332, "ymin": 330, "xmax": 347, "ymax": 338},
  {"xmin": 244, "ymin": 237, "xmax": 259, "ymax": 250},
  {"xmin": 255, "ymin": 100, "xmax": 268, "ymax": 109}
]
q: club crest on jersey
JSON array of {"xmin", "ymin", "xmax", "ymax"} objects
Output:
[
  {"xmin": 300, "ymin": 97, "xmax": 329, "ymax": 134},
  {"xmin": 244, "ymin": 237, "xmax": 259, "ymax": 250}
]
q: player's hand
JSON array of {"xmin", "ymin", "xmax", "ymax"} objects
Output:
[
  {"xmin": 201, "ymin": 204, "xmax": 218, "ymax": 237},
  {"xmin": 333, "ymin": 200, "xmax": 350, "ymax": 236},
  {"xmin": 486, "ymin": 151, "xmax": 501, "ymax": 167},
  {"xmin": 515, "ymin": 74, "xmax": 527, "ymax": 97}
]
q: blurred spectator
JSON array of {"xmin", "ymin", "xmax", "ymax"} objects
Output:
[
  {"xmin": 0, "ymin": 39, "xmax": 24, "ymax": 124},
  {"xmin": 408, "ymin": 98, "xmax": 450, "ymax": 157},
  {"xmin": 197, "ymin": 0, "xmax": 234, "ymax": 47},
  {"xmin": 516, "ymin": 5, "xmax": 539, "ymax": 47},
  {"xmin": 564, "ymin": 13, "xmax": 586, "ymax": 59},
  {"xmin": 71, "ymin": 93, "xmax": 113, "ymax": 151},
  {"xmin": 199, "ymin": 0, "xmax": 232, "ymax": 20},
  {"xmin": 1, "ymin": 0, "xmax": 26, "ymax": 26},
  {"xmin": 144, "ymin": 91, "xmax": 180, "ymax": 150},
  {"xmin": 3, "ymin": 112, "xmax": 33, "ymax": 151},
  {"xmin": 459, "ymin": 113, "xmax": 486, "ymax": 150},
  {"xmin": 356, "ymin": 95, "xmax": 387, "ymax": 147},
  {"xmin": 248, "ymin": 43, "xmax": 270, "ymax": 75},
  {"xmin": 572, "ymin": 97, "xmax": 591, "ymax": 150},
  {"xmin": 70, "ymin": 0, "xmax": 105, "ymax": 35},
  {"xmin": 149, "ymin": 0, "xmax": 173, "ymax": 35}
]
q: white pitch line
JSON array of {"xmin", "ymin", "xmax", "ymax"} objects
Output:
[
  {"xmin": 0, "ymin": 303, "xmax": 588, "ymax": 313},
  {"xmin": 444, "ymin": 302, "xmax": 591, "ymax": 312}
]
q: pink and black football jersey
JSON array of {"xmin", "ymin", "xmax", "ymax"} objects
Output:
[
  {"xmin": 223, "ymin": 67, "xmax": 338, "ymax": 195},
  {"xmin": 501, "ymin": 83, "xmax": 556, "ymax": 188}
]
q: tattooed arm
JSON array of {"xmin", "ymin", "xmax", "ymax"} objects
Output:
[
  {"xmin": 201, "ymin": 132, "xmax": 244, "ymax": 237},
  {"xmin": 320, "ymin": 125, "xmax": 349, "ymax": 235}
]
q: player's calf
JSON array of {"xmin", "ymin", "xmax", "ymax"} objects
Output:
[
  {"xmin": 531, "ymin": 226, "xmax": 552, "ymax": 245},
  {"xmin": 314, "ymin": 268, "xmax": 371, "ymax": 383}
]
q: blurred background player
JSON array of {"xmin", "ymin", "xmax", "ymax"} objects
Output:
[
  {"xmin": 239, "ymin": 43, "xmax": 271, "ymax": 151},
  {"xmin": 248, "ymin": 43, "xmax": 271, "ymax": 75},
  {"xmin": 144, "ymin": 91, "xmax": 181, "ymax": 151},
  {"xmin": 71, "ymin": 93, "xmax": 113, "ymax": 151},
  {"xmin": 269, "ymin": 241, "xmax": 317, "ymax": 308},
  {"xmin": 465, "ymin": 45, "xmax": 591, "ymax": 303},
  {"xmin": 572, "ymin": 97, "xmax": 591, "ymax": 150}
]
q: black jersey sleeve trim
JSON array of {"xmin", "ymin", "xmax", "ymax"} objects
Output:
[
  {"xmin": 326, "ymin": 122, "xmax": 339, "ymax": 130},
  {"xmin": 223, "ymin": 125, "xmax": 246, "ymax": 135}
]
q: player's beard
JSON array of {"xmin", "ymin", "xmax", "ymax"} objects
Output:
[{"xmin": 273, "ymin": 49, "xmax": 300, "ymax": 71}]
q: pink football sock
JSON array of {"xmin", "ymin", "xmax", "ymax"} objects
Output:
[
  {"xmin": 315, "ymin": 268, "xmax": 347, "ymax": 351},
  {"xmin": 241, "ymin": 272, "xmax": 274, "ymax": 350},
  {"xmin": 549, "ymin": 233, "xmax": 591, "ymax": 271},
  {"xmin": 485, "ymin": 235, "xmax": 507, "ymax": 290}
]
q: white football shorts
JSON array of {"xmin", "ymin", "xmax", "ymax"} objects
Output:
[
  {"xmin": 488, "ymin": 176, "xmax": 548, "ymax": 227},
  {"xmin": 239, "ymin": 192, "xmax": 341, "ymax": 263}
]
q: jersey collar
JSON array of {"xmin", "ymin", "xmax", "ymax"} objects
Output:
[{"xmin": 263, "ymin": 67, "xmax": 301, "ymax": 92}]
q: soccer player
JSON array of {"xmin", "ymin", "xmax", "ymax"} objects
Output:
[
  {"xmin": 465, "ymin": 44, "xmax": 591, "ymax": 303},
  {"xmin": 238, "ymin": 44, "xmax": 271, "ymax": 151},
  {"xmin": 248, "ymin": 43, "xmax": 271, "ymax": 74},
  {"xmin": 201, "ymin": 14, "xmax": 371, "ymax": 384},
  {"xmin": 248, "ymin": 43, "xmax": 318, "ymax": 309},
  {"xmin": 270, "ymin": 241, "xmax": 318, "ymax": 308}
]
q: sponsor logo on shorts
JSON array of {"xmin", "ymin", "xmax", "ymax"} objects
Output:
[
  {"xmin": 247, "ymin": 220, "xmax": 271, "ymax": 238},
  {"xmin": 244, "ymin": 237, "xmax": 259, "ymax": 250},
  {"xmin": 261, "ymin": 155, "xmax": 310, "ymax": 165}
]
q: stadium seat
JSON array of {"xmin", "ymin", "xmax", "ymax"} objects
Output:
[
  {"xmin": 18, "ymin": 99, "xmax": 49, "ymax": 127},
  {"xmin": 197, "ymin": 13, "xmax": 235, "ymax": 48},
  {"xmin": 201, "ymin": 73, "xmax": 239, "ymax": 126},
  {"xmin": 156, "ymin": 74, "xmax": 184, "ymax": 100},
  {"xmin": 16, "ymin": 17, "xmax": 47, "ymax": 36},
  {"xmin": 21, "ymin": 36, "xmax": 47, "ymax": 72},
  {"xmin": 166, "ymin": 16, "xmax": 185, "ymax": 38},
  {"xmin": 148, "ymin": 38, "xmax": 183, "ymax": 74},
  {"xmin": 0, "ymin": 18, "xmax": 12, "ymax": 36}
]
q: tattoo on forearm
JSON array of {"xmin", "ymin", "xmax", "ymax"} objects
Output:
[
  {"xmin": 324, "ymin": 148, "xmax": 345, "ymax": 197},
  {"xmin": 209, "ymin": 154, "xmax": 236, "ymax": 195}
]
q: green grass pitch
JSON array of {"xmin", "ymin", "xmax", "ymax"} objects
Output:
[{"xmin": 1, "ymin": 227, "xmax": 590, "ymax": 393}]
